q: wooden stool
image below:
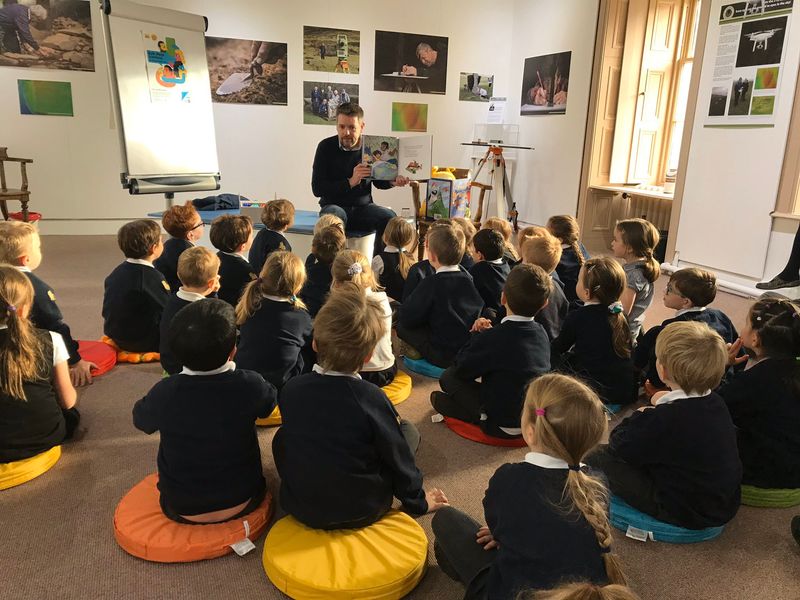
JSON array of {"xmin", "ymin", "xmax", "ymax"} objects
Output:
[{"xmin": 0, "ymin": 147, "xmax": 33, "ymax": 222}]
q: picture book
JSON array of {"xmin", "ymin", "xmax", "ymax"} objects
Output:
[{"xmin": 362, "ymin": 134, "xmax": 432, "ymax": 181}]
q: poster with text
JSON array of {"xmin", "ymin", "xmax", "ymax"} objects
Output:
[
  {"xmin": 520, "ymin": 51, "xmax": 571, "ymax": 115},
  {"xmin": 206, "ymin": 36, "xmax": 287, "ymax": 105},
  {"xmin": 303, "ymin": 81, "xmax": 359, "ymax": 125},
  {"xmin": 303, "ymin": 26, "xmax": 360, "ymax": 74},
  {"xmin": 705, "ymin": 0, "xmax": 793, "ymax": 127},
  {"xmin": 143, "ymin": 32, "xmax": 190, "ymax": 103}
]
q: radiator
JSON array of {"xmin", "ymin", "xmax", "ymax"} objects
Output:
[{"xmin": 624, "ymin": 193, "xmax": 671, "ymax": 231}]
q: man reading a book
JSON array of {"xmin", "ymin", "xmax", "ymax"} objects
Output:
[{"xmin": 312, "ymin": 102, "xmax": 409, "ymax": 256}]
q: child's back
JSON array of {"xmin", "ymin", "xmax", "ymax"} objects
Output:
[
  {"xmin": 300, "ymin": 225, "xmax": 346, "ymax": 317},
  {"xmin": 402, "ymin": 259, "xmax": 436, "ymax": 301},
  {"xmin": 248, "ymin": 199, "xmax": 295, "ymax": 275},
  {"xmin": 216, "ymin": 251, "xmax": 256, "ymax": 306},
  {"xmin": 210, "ymin": 214, "xmax": 257, "ymax": 307},
  {"xmin": 555, "ymin": 243, "xmax": 589, "ymax": 304},
  {"xmin": 153, "ymin": 205, "xmax": 204, "ymax": 293},
  {"xmin": 470, "ymin": 259, "xmax": 510, "ymax": 315},
  {"xmin": 154, "ymin": 238, "xmax": 192, "ymax": 293}
]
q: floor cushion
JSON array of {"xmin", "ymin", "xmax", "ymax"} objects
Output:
[
  {"xmin": 256, "ymin": 406, "xmax": 282, "ymax": 427},
  {"xmin": 263, "ymin": 511, "xmax": 428, "ymax": 599},
  {"xmin": 403, "ymin": 357, "xmax": 444, "ymax": 379},
  {"xmin": 78, "ymin": 340, "xmax": 117, "ymax": 377},
  {"xmin": 609, "ymin": 495, "xmax": 724, "ymax": 543},
  {"xmin": 741, "ymin": 484, "xmax": 800, "ymax": 508},
  {"xmin": 0, "ymin": 445, "xmax": 61, "ymax": 490},
  {"xmin": 113, "ymin": 474, "xmax": 272, "ymax": 563},
  {"xmin": 101, "ymin": 336, "xmax": 160, "ymax": 364},
  {"xmin": 443, "ymin": 417, "xmax": 527, "ymax": 448},
  {"xmin": 381, "ymin": 371, "xmax": 413, "ymax": 405}
]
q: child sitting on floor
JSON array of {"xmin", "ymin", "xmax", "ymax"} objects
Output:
[
  {"xmin": 453, "ymin": 217, "xmax": 477, "ymax": 270},
  {"xmin": 236, "ymin": 251, "xmax": 313, "ymax": 390},
  {"xmin": 133, "ymin": 299, "xmax": 277, "ymax": 524},
  {"xmin": 102, "ymin": 220, "xmax": 170, "ymax": 353},
  {"xmin": 209, "ymin": 214, "xmax": 256, "ymax": 307},
  {"xmin": 433, "ymin": 264, "xmax": 551, "ymax": 439},
  {"xmin": 717, "ymin": 298, "xmax": 800, "ymax": 491},
  {"xmin": 273, "ymin": 286, "xmax": 448, "ymax": 529},
  {"xmin": 551, "ymin": 257, "xmax": 635, "ymax": 406},
  {"xmin": 249, "ymin": 199, "xmax": 295, "ymax": 275},
  {"xmin": 402, "ymin": 220, "xmax": 459, "ymax": 301},
  {"xmin": 300, "ymin": 224, "xmax": 347, "ymax": 317},
  {"xmin": 432, "ymin": 373, "xmax": 626, "ymax": 598},
  {"xmin": 588, "ymin": 321, "xmax": 742, "ymax": 530},
  {"xmin": 371, "ymin": 216, "xmax": 417, "ymax": 302},
  {"xmin": 154, "ymin": 203, "xmax": 204, "ymax": 293},
  {"xmin": 470, "ymin": 228, "xmax": 511, "ymax": 318},
  {"xmin": 159, "ymin": 247, "xmax": 221, "ymax": 375},
  {"xmin": 398, "ymin": 224, "xmax": 484, "ymax": 368},
  {"xmin": 0, "ymin": 221, "xmax": 94, "ymax": 386},
  {"xmin": 635, "ymin": 268, "xmax": 739, "ymax": 392},
  {"xmin": 547, "ymin": 215, "xmax": 590, "ymax": 305},
  {"xmin": 0, "ymin": 266, "xmax": 80, "ymax": 462},
  {"xmin": 333, "ymin": 249, "xmax": 397, "ymax": 387},
  {"xmin": 483, "ymin": 217, "xmax": 520, "ymax": 265},
  {"xmin": 521, "ymin": 233, "xmax": 568, "ymax": 340},
  {"xmin": 611, "ymin": 218, "xmax": 660, "ymax": 341}
]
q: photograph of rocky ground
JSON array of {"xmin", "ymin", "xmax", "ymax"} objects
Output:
[{"xmin": 206, "ymin": 36, "xmax": 287, "ymax": 105}]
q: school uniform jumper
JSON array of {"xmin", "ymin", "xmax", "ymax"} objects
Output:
[
  {"xmin": 216, "ymin": 251, "xmax": 257, "ymax": 307},
  {"xmin": 21, "ymin": 268, "xmax": 81, "ymax": 365},
  {"xmin": 299, "ymin": 256, "xmax": 333, "ymax": 318},
  {"xmin": 555, "ymin": 242, "xmax": 590, "ymax": 305},
  {"xmin": 102, "ymin": 260, "xmax": 171, "ymax": 352},
  {"xmin": 717, "ymin": 358, "xmax": 800, "ymax": 489},
  {"xmin": 470, "ymin": 260, "xmax": 511, "ymax": 316},
  {"xmin": 535, "ymin": 274, "xmax": 569, "ymax": 341},
  {"xmin": 372, "ymin": 247, "xmax": 407, "ymax": 302},
  {"xmin": 551, "ymin": 303, "xmax": 635, "ymax": 405},
  {"xmin": 273, "ymin": 369, "xmax": 427, "ymax": 530},
  {"xmin": 159, "ymin": 290, "xmax": 208, "ymax": 375},
  {"xmin": 132, "ymin": 363, "xmax": 276, "ymax": 517},
  {"xmin": 402, "ymin": 260, "xmax": 436, "ymax": 302},
  {"xmin": 248, "ymin": 229, "xmax": 292, "ymax": 276},
  {"xmin": 154, "ymin": 237, "xmax": 192, "ymax": 294}
]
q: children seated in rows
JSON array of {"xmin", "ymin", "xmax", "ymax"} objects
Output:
[
  {"xmin": 635, "ymin": 267, "xmax": 738, "ymax": 392},
  {"xmin": 301, "ymin": 224, "xmax": 346, "ymax": 317},
  {"xmin": 470, "ymin": 228, "xmax": 510, "ymax": 319},
  {"xmin": 249, "ymin": 199, "xmax": 294, "ymax": 275},
  {"xmin": 521, "ymin": 232, "xmax": 568, "ymax": 340},
  {"xmin": 235, "ymin": 251, "xmax": 313, "ymax": 390},
  {"xmin": 0, "ymin": 221, "xmax": 93, "ymax": 386},
  {"xmin": 398, "ymin": 224, "xmax": 484, "ymax": 368},
  {"xmin": 611, "ymin": 218, "xmax": 660, "ymax": 341},
  {"xmin": 551, "ymin": 257, "xmax": 635, "ymax": 406},
  {"xmin": 103, "ymin": 220, "xmax": 170, "ymax": 353},
  {"xmin": 133, "ymin": 300, "xmax": 277, "ymax": 524},
  {"xmin": 547, "ymin": 214, "xmax": 590, "ymax": 305},
  {"xmin": 273, "ymin": 286, "xmax": 448, "ymax": 529},
  {"xmin": 433, "ymin": 374, "xmax": 626, "ymax": 597},
  {"xmin": 588, "ymin": 321, "xmax": 741, "ymax": 530},
  {"xmin": 371, "ymin": 216, "xmax": 417, "ymax": 302},
  {"xmin": 332, "ymin": 250, "xmax": 397, "ymax": 386},
  {"xmin": 433, "ymin": 264, "xmax": 551, "ymax": 439},
  {"xmin": 483, "ymin": 217, "xmax": 520, "ymax": 265},
  {"xmin": 718, "ymin": 298, "xmax": 800, "ymax": 492},
  {"xmin": 154, "ymin": 204, "xmax": 204, "ymax": 293},
  {"xmin": 209, "ymin": 214, "xmax": 256, "ymax": 307},
  {"xmin": 0, "ymin": 266, "xmax": 80, "ymax": 462},
  {"xmin": 159, "ymin": 247, "xmax": 221, "ymax": 375}
]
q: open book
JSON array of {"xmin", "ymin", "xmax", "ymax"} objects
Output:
[{"xmin": 362, "ymin": 135, "xmax": 432, "ymax": 181}]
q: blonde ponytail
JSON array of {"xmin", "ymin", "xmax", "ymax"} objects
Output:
[
  {"xmin": 235, "ymin": 251, "xmax": 307, "ymax": 325},
  {"xmin": 383, "ymin": 217, "xmax": 418, "ymax": 279}
]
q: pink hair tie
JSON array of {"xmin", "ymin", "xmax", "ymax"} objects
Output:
[{"xmin": 535, "ymin": 408, "xmax": 546, "ymax": 416}]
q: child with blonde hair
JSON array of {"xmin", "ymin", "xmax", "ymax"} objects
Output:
[
  {"xmin": 453, "ymin": 217, "xmax": 477, "ymax": 269},
  {"xmin": 249, "ymin": 199, "xmax": 295, "ymax": 274},
  {"xmin": 483, "ymin": 217, "xmax": 520, "ymax": 264},
  {"xmin": 551, "ymin": 257, "xmax": 635, "ymax": 406},
  {"xmin": 333, "ymin": 250, "xmax": 397, "ymax": 386},
  {"xmin": 371, "ymin": 216, "xmax": 417, "ymax": 302},
  {"xmin": 0, "ymin": 266, "xmax": 79, "ymax": 462},
  {"xmin": 522, "ymin": 233, "xmax": 568, "ymax": 340},
  {"xmin": 154, "ymin": 203, "xmax": 204, "ymax": 292},
  {"xmin": 313, "ymin": 212, "xmax": 345, "ymax": 236},
  {"xmin": 402, "ymin": 220, "xmax": 458, "ymax": 301},
  {"xmin": 236, "ymin": 251, "xmax": 313, "ymax": 390},
  {"xmin": 433, "ymin": 373, "xmax": 626, "ymax": 598},
  {"xmin": 547, "ymin": 215, "xmax": 590, "ymax": 305},
  {"xmin": 611, "ymin": 218, "xmax": 661, "ymax": 341}
]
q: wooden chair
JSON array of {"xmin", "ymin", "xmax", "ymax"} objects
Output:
[
  {"xmin": 0, "ymin": 147, "xmax": 33, "ymax": 222},
  {"xmin": 409, "ymin": 180, "xmax": 491, "ymax": 260}
]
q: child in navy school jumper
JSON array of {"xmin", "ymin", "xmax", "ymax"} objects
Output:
[
  {"xmin": 249, "ymin": 199, "xmax": 294, "ymax": 275},
  {"xmin": 717, "ymin": 298, "xmax": 800, "ymax": 490},
  {"xmin": 483, "ymin": 217, "xmax": 520, "ymax": 266},
  {"xmin": 635, "ymin": 268, "xmax": 739, "ymax": 391},
  {"xmin": 300, "ymin": 224, "xmax": 346, "ymax": 317},
  {"xmin": 433, "ymin": 264, "xmax": 552, "ymax": 438},
  {"xmin": 551, "ymin": 257, "xmax": 635, "ymax": 406},
  {"xmin": 402, "ymin": 220, "xmax": 459, "ymax": 302},
  {"xmin": 470, "ymin": 228, "xmax": 511, "ymax": 319},
  {"xmin": 371, "ymin": 216, "xmax": 417, "ymax": 302},
  {"xmin": 134, "ymin": 300, "xmax": 276, "ymax": 524},
  {"xmin": 154, "ymin": 204, "xmax": 204, "ymax": 293},
  {"xmin": 0, "ymin": 266, "xmax": 80, "ymax": 462},
  {"xmin": 611, "ymin": 218, "xmax": 660, "ymax": 342},
  {"xmin": 0, "ymin": 222, "xmax": 94, "ymax": 387},
  {"xmin": 159, "ymin": 247, "xmax": 221, "ymax": 375},
  {"xmin": 273, "ymin": 286, "xmax": 448, "ymax": 530},
  {"xmin": 333, "ymin": 249, "xmax": 397, "ymax": 386},
  {"xmin": 209, "ymin": 214, "xmax": 256, "ymax": 307},
  {"xmin": 398, "ymin": 224, "xmax": 484, "ymax": 368},
  {"xmin": 433, "ymin": 374, "xmax": 627, "ymax": 599},
  {"xmin": 236, "ymin": 251, "xmax": 313, "ymax": 390},
  {"xmin": 589, "ymin": 321, "xmax": 742, "ymax": 529},
  {"xmin": 520, "ymin": 232, "xmax": 568, "ymax": 340},
  {"xmin": 453, "ymin": 217, "xmax": 477, "ymax": 270},
  {"xmin": 547, "ymin": 215, "xmax": 591, "ymax": 306},
  {"xmin": 102, "ymin": 220, "xmax": 170, "ymax": 353}
]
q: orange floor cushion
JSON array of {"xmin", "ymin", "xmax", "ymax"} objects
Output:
[
  {"xmin": 444, "ymin": 417, "xmax": 527, "ymax": 448},
  {"xmin": 0, "ymin": 445, "xmax": 61, "ymax": 490},
  {"xmin": 77, "ymin": 340, "xmax": 117, "ymax": 377},
  {"xmin": 113, "ymin": 474, "xmax": 273, "ymax": 563},
  {"xmin": 101, "ymin": 336, "xmax": 160, "ymax": 364},
  {"xmin": 256, "ymin": 406, "xmax": 282, "ymax": 427}
]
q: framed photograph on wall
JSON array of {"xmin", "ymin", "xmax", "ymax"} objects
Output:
[
  {"xmin": 374, "ymin": 30, "xmax": 448, "ymax": 95},
  {"xmin": 303, "ymin": 26, "xmax": 360, "ymax": 74},
  {"xmin": 520, "ymin": 51, "xmax": 571, "ymax": 115},
  {"xmin": 303, "ymin": 81, "xmax": 359, "ymax": 125},
  {"xmin": 206, "ymin": 36, "xmax": 287, "ymax": 105}
]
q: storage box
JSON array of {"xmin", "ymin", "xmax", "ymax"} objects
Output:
[
  {"xmin": 425, "ymin": 168, "xmax": 471, "ymax": 220},
  {"xmin": 240, "ymin": 200, "xmax": 267, "ymax": 223}
]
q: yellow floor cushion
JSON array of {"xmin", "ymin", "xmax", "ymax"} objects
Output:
[
  {"xmin": 0, "ymin": 445, "xmax": 61, "ymax": 491},
  {"xmin": 113, "ymin": 474, "xmax": 273, "ymax": 563},
  {"xmin": 256, "ymin": 406, "xmax": 282, "ymax": 427},
  {"xmin": 382, "ymin": 371, "xmax": 413, "ymax": 405},
  {"xmin": 263, "ymin": 511, "xmax": 428, "ymax": 599}
]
